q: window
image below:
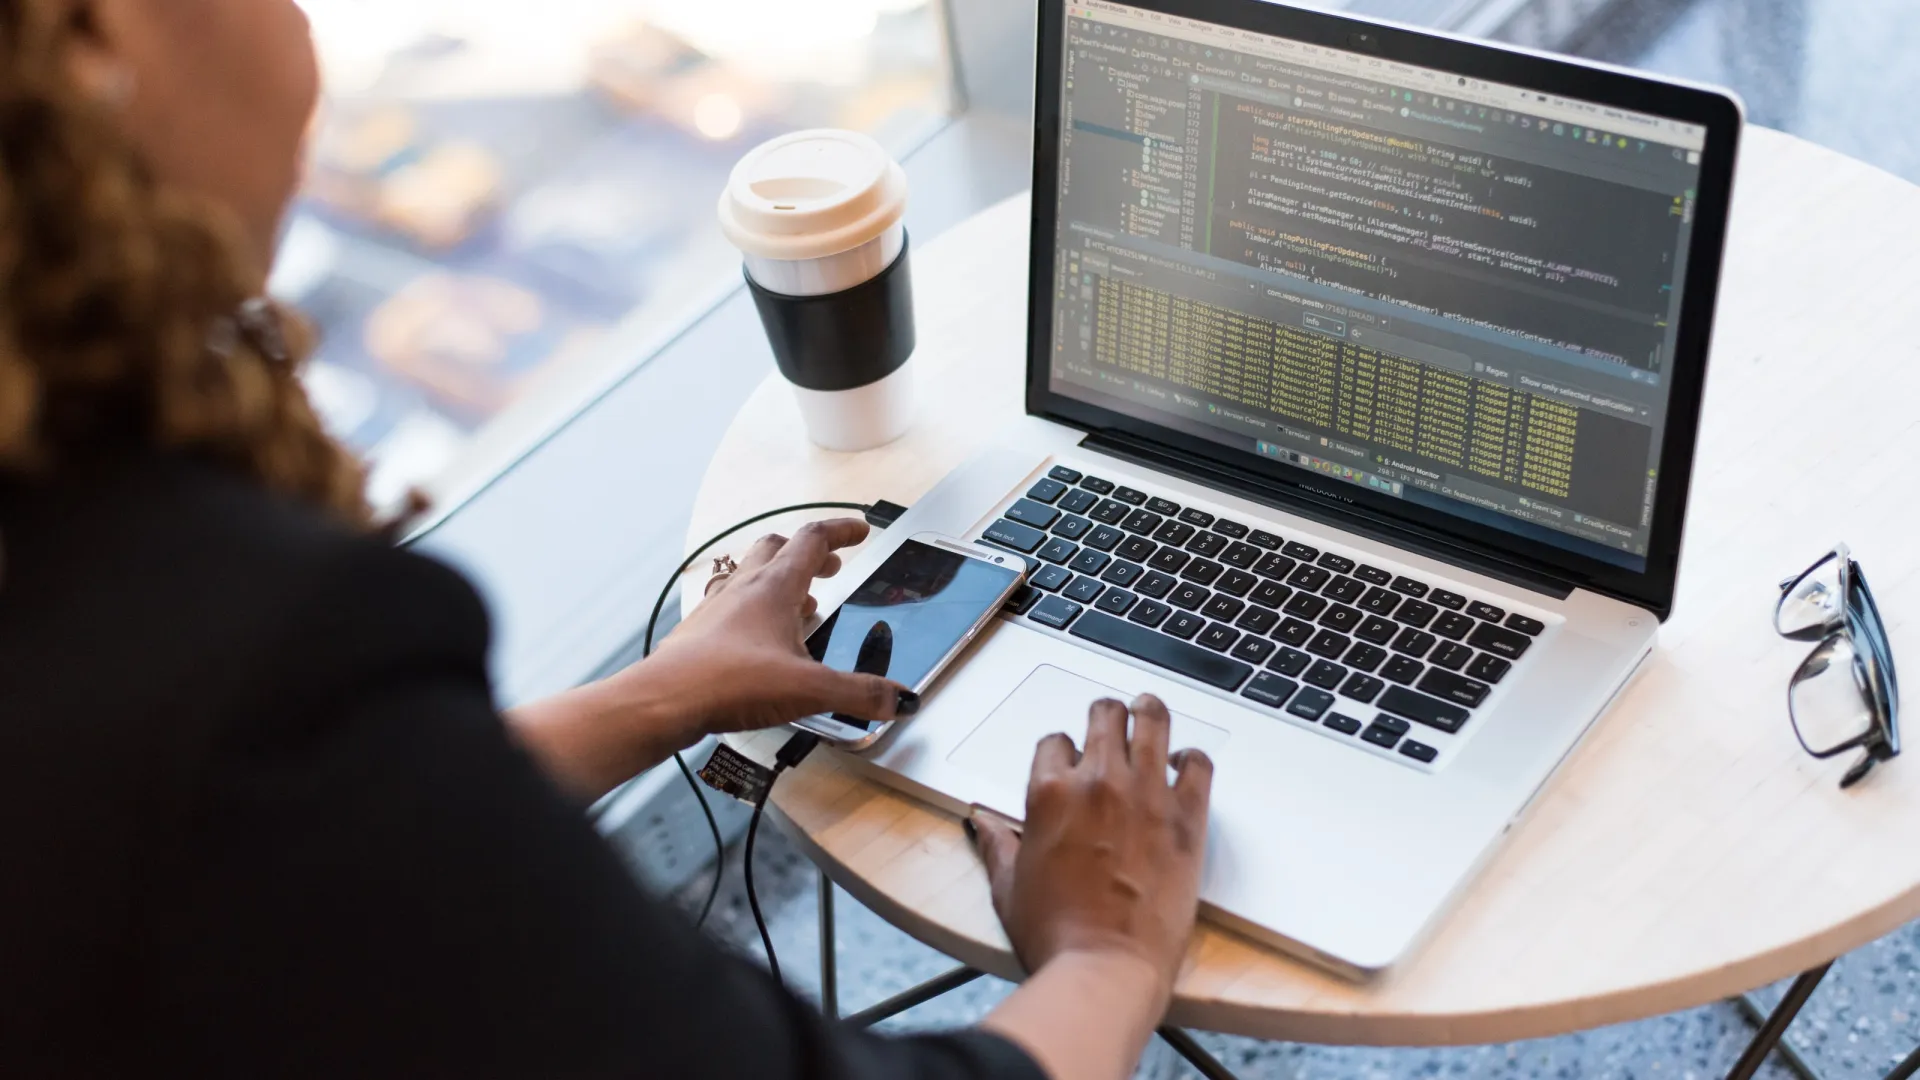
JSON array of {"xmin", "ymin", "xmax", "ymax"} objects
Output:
[{"xmin": 274, "ymin": 0, "xmax": 952, "ymax": 508}]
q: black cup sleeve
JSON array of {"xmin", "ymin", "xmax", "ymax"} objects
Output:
[{"xmin": 746, "ymin": 235, "xmax": 916, "ymax": 393}]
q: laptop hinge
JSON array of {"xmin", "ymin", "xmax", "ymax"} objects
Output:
[{"xmin": 1080, "ymin": 429, "xmax": 1575, "ymax": 600}]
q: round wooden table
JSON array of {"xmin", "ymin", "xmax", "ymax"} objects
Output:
[{"xmin": 686, "ymin": 127, "xmax": 1920, "ymax": 1047}]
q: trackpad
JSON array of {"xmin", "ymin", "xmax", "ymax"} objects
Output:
[{"xmin": 947, "ymin": 665, "xmax": 1231, "ymax": 799}]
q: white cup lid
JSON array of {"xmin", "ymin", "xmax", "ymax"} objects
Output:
[{"xmin": 717, "ymin": 129, "xmax": 908, "ymax": 262}]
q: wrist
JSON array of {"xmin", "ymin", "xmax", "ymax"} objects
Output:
[{"xmin": 1044, "ymin": 946, "xmax": 1175, "ymax": 1014}]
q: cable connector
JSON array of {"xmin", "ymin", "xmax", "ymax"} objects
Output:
[
  {"xmin": 865, "ymin": 500, "xmax": 910, "ymax": 530},
  {"xmin": 775, "ymin": 730, "xmax": 821, "ymax": 773}
]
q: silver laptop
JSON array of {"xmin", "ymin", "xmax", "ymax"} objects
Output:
[{"xmin": 825, "ymin": 0, "xmax": 1742, "ymax": 979}]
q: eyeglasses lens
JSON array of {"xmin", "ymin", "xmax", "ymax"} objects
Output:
[
  {"xmin": 1778, "ymin": 553, "xmax": 1845, "ymax": 637},
  {"xmin": 1789, "ymin": 632, "xmax": 1878, "ymax": 755}
]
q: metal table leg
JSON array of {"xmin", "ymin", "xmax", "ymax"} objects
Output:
[
  {"xmin": 1157, "ymin": 1027, "xmax": 1243, "ymax": 1080},
  {"xmin": 1884, "ymin": 1042, "xmax": 1920, "ymax": 1080},
  {"xmin": 846, "ymin": 967, "xmax": 987, "ymax": 1028},
  {"xmin": 1725, "ymin": 963, "xmax": 1832, "ymax": 1080},
  {"xmin": 819, "ymin": 871, "xmax": 838, "ymax": 1020}
]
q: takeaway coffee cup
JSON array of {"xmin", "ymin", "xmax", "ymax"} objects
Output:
[{"xmin": 718, "ymin": 129, "xmax": 916, "ymax": 452}]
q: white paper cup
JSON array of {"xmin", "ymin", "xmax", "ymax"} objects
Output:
[{"xmin": 719, "ymin": 129, "xmax": 916, "ymax": 452}]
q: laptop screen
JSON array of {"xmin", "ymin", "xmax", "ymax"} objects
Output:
[{"xmin": 1044, "ymin": 1, "xmax": 1712, "ymax": 572}]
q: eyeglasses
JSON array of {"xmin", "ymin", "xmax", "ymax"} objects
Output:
[{"xmin": 1775, "ymin": 544, "xmax": 1900, "ymax": 788}]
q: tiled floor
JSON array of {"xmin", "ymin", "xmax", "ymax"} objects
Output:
[{"xmin": 622, "ymin": 3, "xmax": 1920, "ymax": 1077}]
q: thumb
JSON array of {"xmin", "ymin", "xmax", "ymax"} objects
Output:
[
  {"xmin": 968, "ymin": 811, "xmax": 1022, "ymax": 928},
  {"xmin": 803, "ymin": 665, "xmax": 914, "ymax": 724}
]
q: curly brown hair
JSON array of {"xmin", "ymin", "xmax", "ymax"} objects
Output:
[{"xmin": 0, "ymin": 0, "xmax": 372, "ymax": 526}]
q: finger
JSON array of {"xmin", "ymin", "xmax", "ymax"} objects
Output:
[
  {"xmin": 816, "ymin": 553, "xmax": 844, "ymax": 580},
  {"xmin": 738, "ymin": 533, "xmax": 789, "ymax": 574},
  {"xmin": 800, "ymin": 594, "xmax": 819, "ymax": 619},
  {"xmin": 1128, "ymin": 694, "xmax": 1172, "ymax": 785},
  {"xmin": 969, "ymin": 812, "xmax": 1023, "ymax": 932},
  {"xmin": 1082, "ymin": 697, "xmax": 1130, "ymax": 775},
  {"xmin": 1030, "ymin": 731, "xmax": 1078, "ymax": 788},
  {"xmin": 800, "ymin": 666, "xmax": 908, "ymax": 723},
  {"xmin": 1170, "ymin": 749, "xmax": 1216, "ymax": 824},
  {"xmin": 772, "ymin": 519, "xmax": 871, "ymax": 585}
]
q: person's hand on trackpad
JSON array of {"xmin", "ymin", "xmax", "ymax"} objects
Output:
[{"xmin": 967, "ymin": 695, "xmax": 1213, "ymax": 1009}]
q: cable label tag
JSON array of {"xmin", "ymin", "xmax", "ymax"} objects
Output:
[{"xmin": 698, "ymin": 743, "xmax": 775, "ymax": 805}]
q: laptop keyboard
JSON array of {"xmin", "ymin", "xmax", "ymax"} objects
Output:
[{"xmin": 984, "ymin": 465, "xmax": 1548, "ymax": 768}]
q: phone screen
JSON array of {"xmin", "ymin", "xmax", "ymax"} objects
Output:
[{"xmin": 805, "ymin": 540, "xmax": 1024, "ymax": 729}]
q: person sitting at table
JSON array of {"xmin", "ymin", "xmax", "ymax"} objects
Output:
[{"xmin": 0, "ymin": 1, "xmax": 1216, "ymax": 1077}]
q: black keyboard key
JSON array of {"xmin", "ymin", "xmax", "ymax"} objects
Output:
[
  {"xmin": 1050, "ymin": 515, "xmax": 1091, "ymax": 542},
  {"xmin": 1164, "ymin": 612, "xmax": 1206, "ymax": 640},
  {"xmin": 1307, "ymin": 629, "xmax": 1351, "ymax": 660},
  {"xmin": 1039, "ymin": 537, "xmax": 1081, "ymax": 565},
  {"xmin": 1069, "ymin": 611, "xmax": 1253, "ymax": 690},
  {"xmin": 1317, "ymin": 552, "xmax": 1356, "ymax": 574},
  {"xmin": 1201, "ymin": 595, "xmax": 1245, "ymax": 622},
  {"xmin": 1135, "ymin": 571, "xmax": 1177, "ymax": 599},
  {"xmin": 1394, "ymin": 600, "xmax": 1438, "ymax": 629},
  {"xmin": 1220, "ymin": 541, "xmax": 1263, "ymax": 570},
  {"xmin": 1084, "ymin": 525, "xmax": 1124, "ymax": 552},
  {"xmin": 1273, "ymin": 618, "xmax": 1316, "ymax": 647},
  {"xmin": 1181, "ymin": 559, "xmax": 1224, "ymax": 587},
  {"xmin": 982, "ymin": 518, "xmax": 1046, "ymax": 553},
  {"xmin": 1466, "ymin": 653, "xmax": 1512, "ymax": 684},
  {"xmin": 1506, "ymin": 613, "xmax": 1546, "ymax": 636},
  {"xmin": 1148, "ymin": 548, "xmax": 1191, "ymax": 574},
  {"xmin": 1058, "ymin": 489, "xmax": 1099, "ymax": 515},
  {"xmin": 1283, "ymin": 541, "xmax": 1320, "ymax": 562},
  {"xmin": 1231, "ymin": 635, "xmax": 1276, "ymax": 665},
  {"xmin": 1213, "ymin": 519, "xmax": 1249, "ymax": 539},
  {"xmin": 1305, "ymin": 659, "xmax": 1347, "ymax": 690},
  {"xmin": 1354, "ymin": 564, "xmax": 1393, "ymax": 587},
  {"xmin": 1004, "ymin": 586, "xmax": 1040, "ymax": 616},
  {"xmin": 1467, "ymin": 601, "xmax": 1506, "ymax": 623},
  {"xmin": 1430, "ymin": 641, "xmax": 1474, "ymax": 671},
  {"xmin": 1120, "ymin": 509, "xmax": 1164, "ymax": 536},
  {"xmin": 1400, "ymin": 740, "xmax": 1438, "ymax": 763},
  {"xmin": 1242, "ymin": 672, "xmax": 1298, "ymax": 709},
  {"xmin": 1363, "ymin": 715, "xmax": 1409, "ymax": 750},
  {"xmin": 1064, "ymin": 576, "xmax": 1105, "ymax": 604},
  {"xmin": 1236, "ymin": 606, "xmax": 1279, "ymax": 635},
  {"xmin": 1391, "ymin": 627, "xmax": 1437, "ymax": 659},
  {"xmin": 1068, "ymin": 549, "xmax": 1111, "ymax": 576},
  {"xmin": 1249, "ymin": 580, "xmax": 1292, "ymax": 609},
  {"xmin": 1185, "ymin": 532, "xmax": 1228, "ymax": 559},
  {"xmin": 1027, "ymin": 478, "xmax": 1068, "ymax": 504},
  {"xmin": 1029, "ymin": 595, "xmax": 1082, "ymax": 629},
  {"xmin": 1047, "ymin": 465, "xmax": 1082, "ymax": 484},
  {"xmin": 1467, "ymin": 622, "xmax": 1532, "ymax": 661},
  {"xmin": 1430, "ymin": 589, "xmax": 1467, "ymax": 611},
  {"xmin": 1031, "ymin": 564, "xmax": 1072, "ymax": 592},
  {"xmin": 1323, "ymin": 712, "xmax": 1362, "ymax": 735},
  {"xmin": 1268, "ymin": 648, "xmax": 1312, "ymax": 676},
  {"xmin": 1431, "ymin": 611, "xmax": 1475, "ymax": 640},
  {"xmin": 1252, "ymin": 552, "xmax": 1296, "ymax": 580},
  {"xmin": 1128, "ymin": 599, "xmax": 1171, "ymax": 628},
  {"xmin": 1381, "ymin": 655, "xmax": 1424, "ymax": 685},
  {"xmin": 1198, "ymin": 623, "xmax": 1241, "ymax": 652},
  {"xmin": 1343, "ymin": 643, "xmax": 1387, "ymax": 672},
  {"xmin": 1282, "ymin": 593, "xmax": 1328, "ymax": 620},
  {"xmin": 1178, "ymin": 508, "xmax": 1216, "ymax": 528},
  {"xmin": 1095, "ymin": 588, "xmax": 1137, "ymax": 616},
  {"xmin": 1153, "ymin": 520, "xmax": 1197, "ymax": 546},
  {"xmin": 1418, "ymin": 668, "xmax": 1491, "ymax": 708},
  {"xmin": 1359, "ymin": 588, "xmax": 1402, "ymax": 616},
  {"xmin": 1248, "ymin": 530, "xmax": 1284, "ymax": 551},
  {"xmin": 1355, "ymin": 614, "xmax": 1398, "ymax": 645},
  {"xmin": 1115, "ymin": 535, "xmax": 1158, "ymax": 563},
  {"xmin": 1079, "ymin": 476, "xmax": 1115, "ymax": 495},
  {"xmin": 1378, "ymin": 685, "xmax": 1470, "ymax": 734},
  {"xmin": 1287, "ymin": 687, "xmax": 1335, "ymax": 721},
  {"xmin": 1390, "ymin": 576, "xmax": 1430, "ymax": 598},
  {"xmin": 1090, "ymin": 498, "xmax": 1130, "ymax": 525},
  {"xmin": 1341, "ymin": 672, "xmax": 1385, "ymax": 703},
  {"xmin": 1323, "ymin": 575, "xmax": 1368, "ymax": 604},
  {"xmin": 1215, "ymin": 569, "xmax": 1257, "ymax": 597},
  {"xmin": 1319, "ymin": 604, "xmax": 1362, "ymax": 633},
  {"xmin": 1101, "ymin": 560, "xmax": 1144, "ymax": 588},
  {"xmin": 1111, "ymin": 486, "xmax": 1147, "ymax": 506},
  {"xmin": 1145, "ymin": 497, "xmax": 1181, "ymax": 516},
  {"xmin": 1168, "ymin": 583, "xmax": 1210, "ymax": 611},
  {"xmin": 1287, "ymin": 565, "xmax": 1332, "ymax": 591}
]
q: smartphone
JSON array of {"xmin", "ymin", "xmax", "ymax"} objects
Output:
[{"xmin": 793, "ymin": 534, "xmax": 1028, "ymax": 749}]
